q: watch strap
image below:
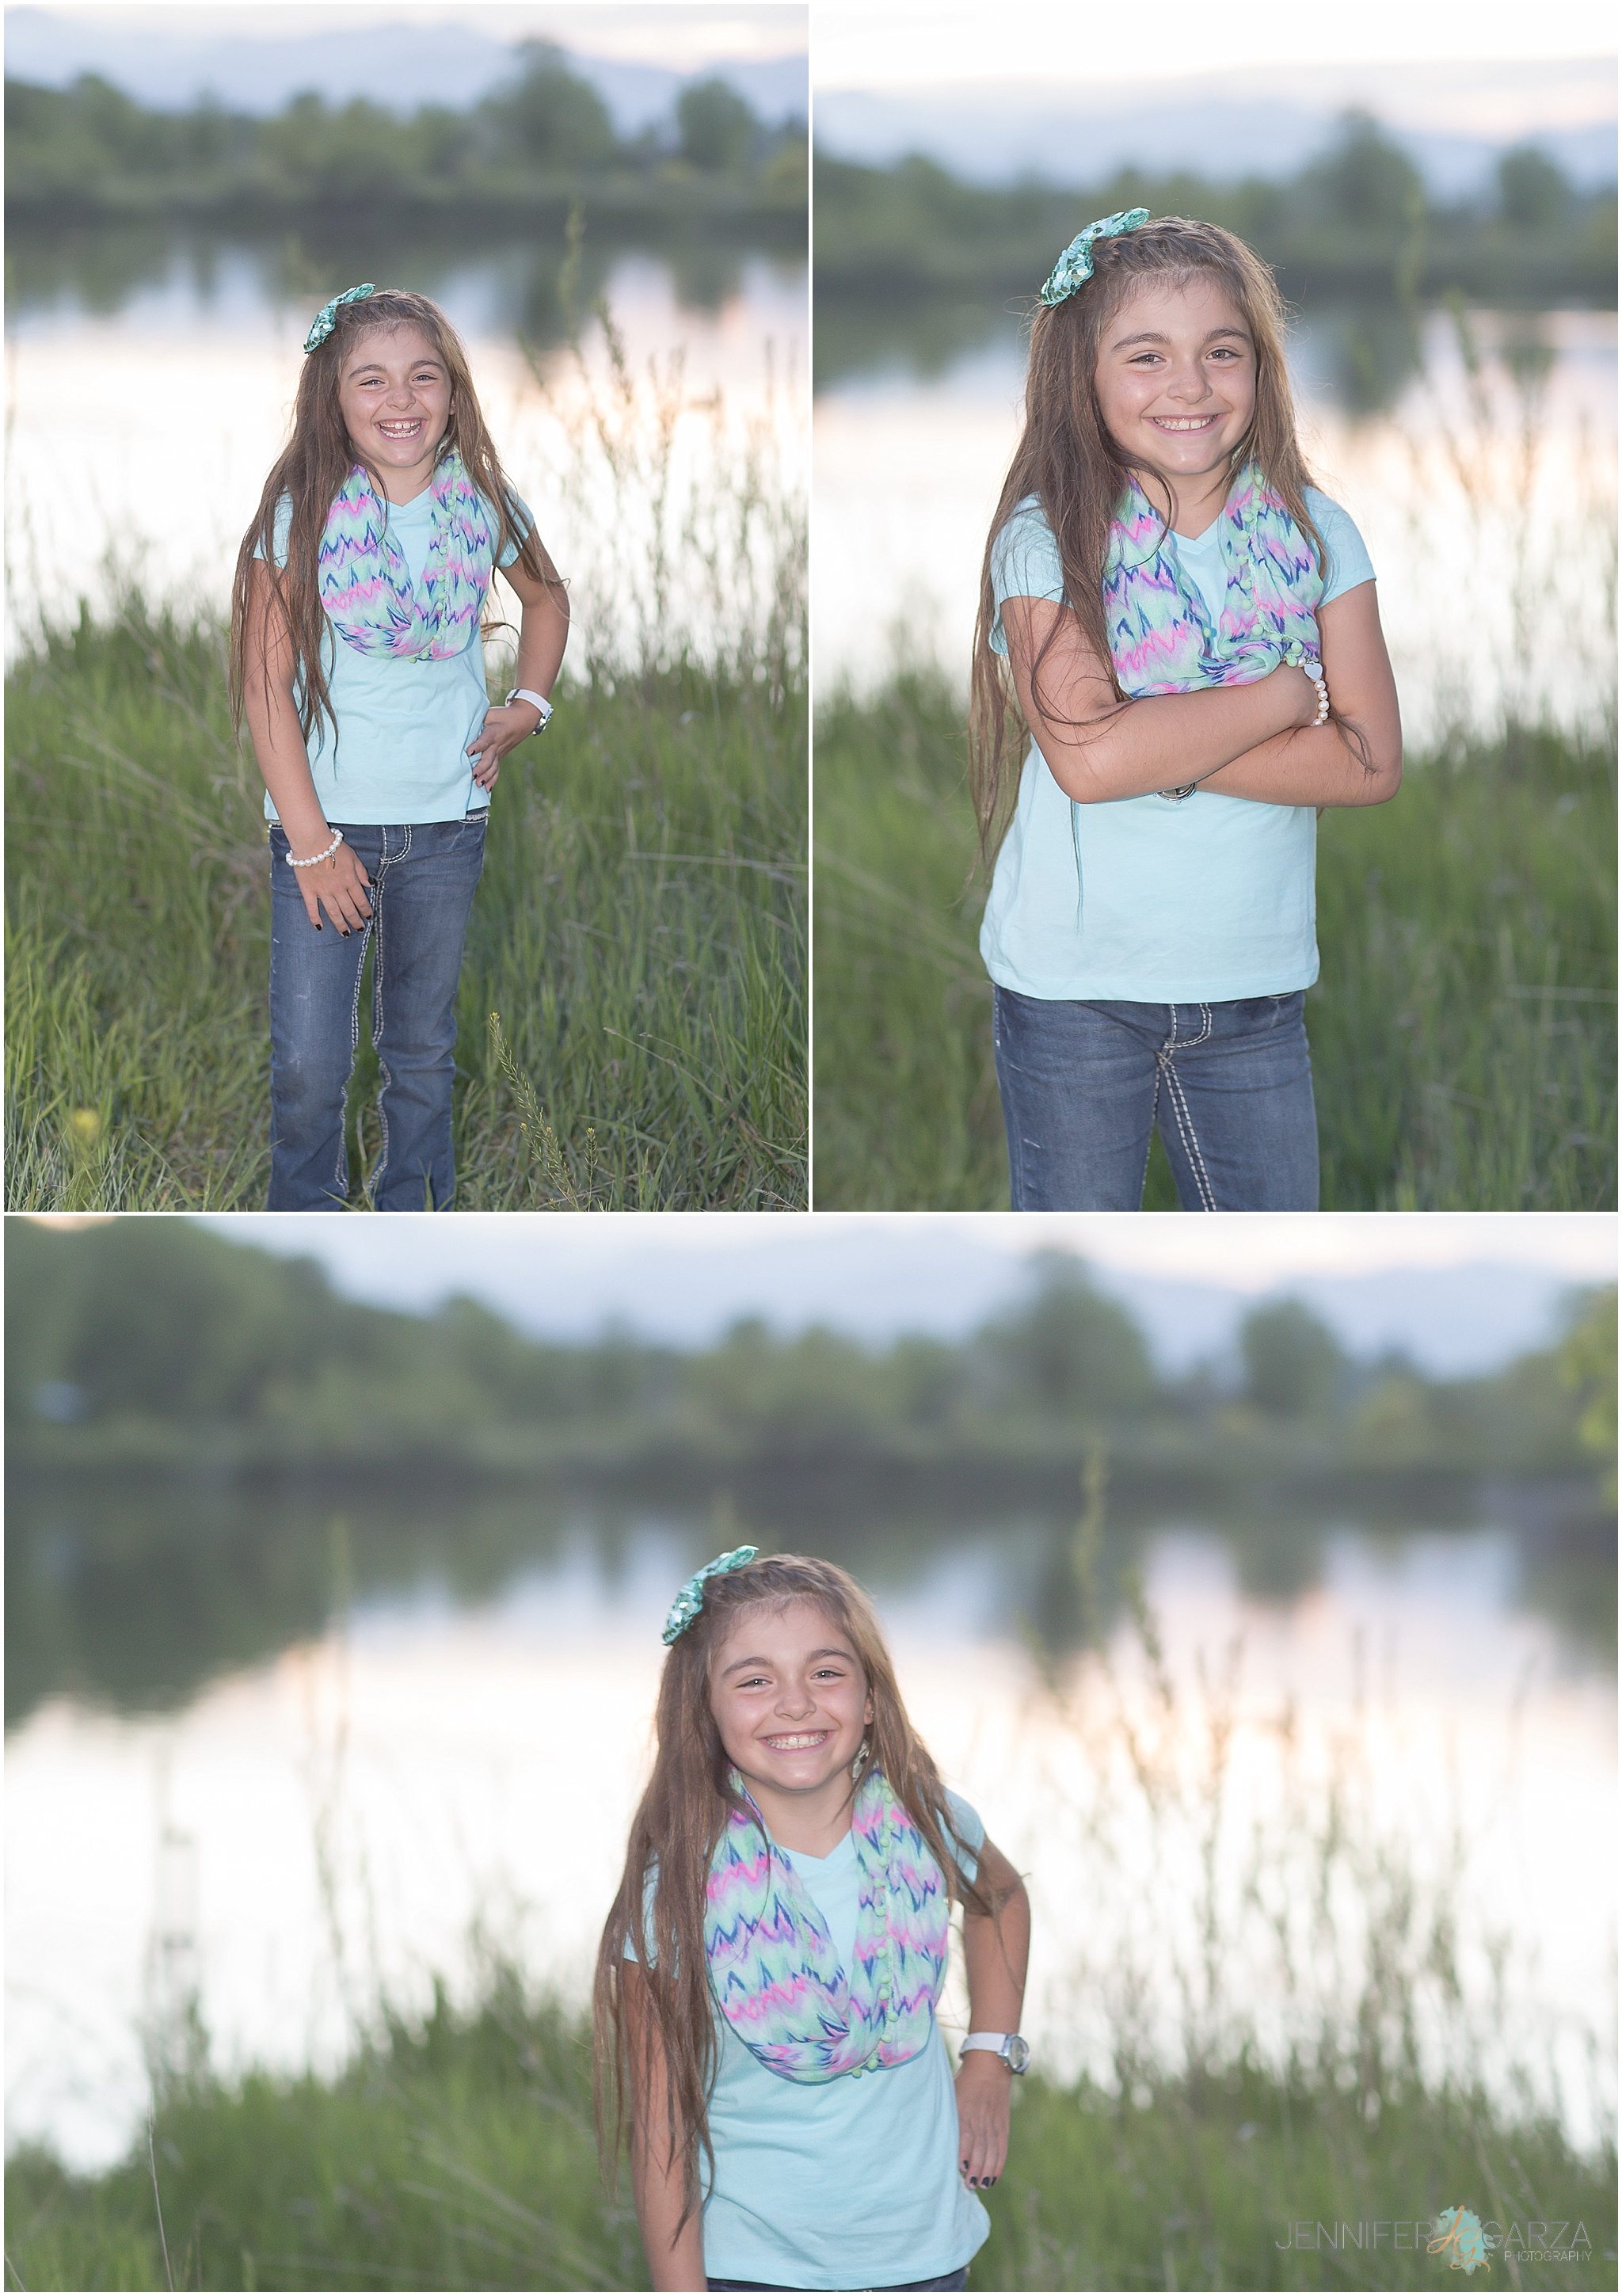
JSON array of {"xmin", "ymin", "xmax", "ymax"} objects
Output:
[
  {"xmin": 504, "ymin": 687, "xmax": 553, "ymax": 725},
  {"xmin": 961, "ymin": 2030, "xmax": 1030, "ymax": 2072}
]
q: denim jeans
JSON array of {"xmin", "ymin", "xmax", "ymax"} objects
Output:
[
  {"xmin": 992, "ymin": 984, "xmax": 1319, "ymax": 1211},
  {"xmin": 267, "ymin": 816, "xmax": 487, "ymax": 1210},
  {"xmin": 706, "ymin": 2272, "xmax": 968, "ymax": 2291}
]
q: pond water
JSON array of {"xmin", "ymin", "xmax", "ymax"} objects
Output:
[
  {"xmin": 813, "ymin": 305, "xmax": 1617, "ymax": 746},
  {"xmin": 4, "ymin": 231, "xmax": 809, "ymax": 672},
  {"xmin": 6, "ymin": 1497, "xmax": 1613, "ymax": 2172}
]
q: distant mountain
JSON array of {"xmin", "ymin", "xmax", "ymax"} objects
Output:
[
  {"xmin": 200, "ymin": 1217, "xmax": 1599, "ymax": 1379},
  {"xmin": 814, "ymin": 59, "xmax": 1618, "ymax": 197},
  {"xmin": 2, "ymin": 8, "xmax": 808, "ymax": 128}
]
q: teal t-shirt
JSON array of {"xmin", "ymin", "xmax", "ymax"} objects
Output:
[
  {"xmin": 624, "ymin": 1788, "xmax": 993, "ymax": 2290},
  {"xmin": 981, "ymin": 485, "xmax": 1376, "ymax": 1002},
  {"xmin": 256, "ymin": 482, "xmax": 531, "ymax": 827}
]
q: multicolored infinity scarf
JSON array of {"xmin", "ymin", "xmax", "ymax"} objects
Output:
[
  {"xmin": 317, "ymin": 447, "xmax": 496, "ymax": 661},
  {"xmin": 1102, "ymin": 460, "xmax": 1324, "ymax": 696},
  {"xmin": 704, "ymin": 1765, "xmax": 950, "ymax": 2083}
]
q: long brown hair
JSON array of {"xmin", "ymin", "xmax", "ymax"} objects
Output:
[
  {"xmin": 592, "ymin": 1552, "xmax": 1008, "ymax": 2239},
  {"xmin": 968, "ymin": 215, "xmax": 1327, "ymax": 861},
  {"xmin": 228, "ymin": 286, "xmax": 555, "ymax": 751}
]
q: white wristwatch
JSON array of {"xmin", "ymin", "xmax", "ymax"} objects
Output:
[
  {"xmin": 504, "ymin": 687, "xmax": 553, "ymax": 727},
  {"xmin": 961, "ymin": 2031, "xmax": 1030, "ymax": 2073}
]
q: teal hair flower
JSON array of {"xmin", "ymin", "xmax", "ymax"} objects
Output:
[
  {"xmin": 1038, "ymin": 209, "xmax": 1151, "ymax": 307},
  {"xmin": 304, "ymin": 282, "xmax": 376, "ymax": 355},
  {"xmin": 662, "ymin": 1544, "xmax": 759, "ymax": 1645}
]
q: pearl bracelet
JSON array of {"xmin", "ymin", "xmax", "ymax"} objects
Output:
[
  {"xmin": 1304, "ymin": 665, "xmax": 1331, "ymax": 727},
  {"xmin": 286, "ymin": 828, "xmax": 345, "ymax": 869}
]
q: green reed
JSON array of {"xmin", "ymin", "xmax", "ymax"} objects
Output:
[
  {"xmin": 6, "ymin": 582, "xmax": 805, "ymax": 1213},
  {"xmin": 811, "ymin": 672, "xmax": 1616, "ymax": 1209}
]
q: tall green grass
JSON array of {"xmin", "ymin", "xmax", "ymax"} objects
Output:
[
  {"xmin": 6, "ymin": 1973, "xmax": 1613, "ymax": 2291},
  {"xmin": 5, "ymin": 597, "xmax": 805, "ymax": 1210},
  {"xmin": 811, "ymin": 673, "xmax": 1616, "ymax": 1209}
]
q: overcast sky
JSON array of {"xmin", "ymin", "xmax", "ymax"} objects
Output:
[
  {"xmin": 18, "ymin": 2, "xmax": 807, "ymax": 69},
  {"xmin": 813, "ymin": 2, "xmax": 1616, "ymax": 92}
]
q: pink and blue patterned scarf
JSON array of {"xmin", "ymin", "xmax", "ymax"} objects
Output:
[
  {"xmin": 704, "ymin": 1766, "xmax": 950, "ymax": 2084},
  {"xmin": 318, "ymin": 447, "xmax": 496, "ymax": 661},
  {"xmin": 1102, "ymin": 460, "xmax": 1324, "ymax": 695}
]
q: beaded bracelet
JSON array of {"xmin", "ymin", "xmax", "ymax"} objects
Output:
[{"xmin": 287, "ymin": 828, "xmax": 345, "ymax": 869}]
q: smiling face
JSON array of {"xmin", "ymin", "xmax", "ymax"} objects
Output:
[
  {"xmin": 336, "ymin": 322, "xmax": 453, "ymax": 500},
  {"xmin": 709, "ymin": 1597, "xmax": 874, "ymax": 1818},
  {"xmin": 1092, "ymin": 272, "xmax": 1257, "ymax": 528}
]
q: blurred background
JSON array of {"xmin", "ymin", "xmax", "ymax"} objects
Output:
[
  {"xmin": 811, "ymin": 7, "xmax": 1617, "ymax": 1213},
  {"xmin": 6, "ymin": 3, "xmax": 809, "ymax": 1212},
  {"xmin": 6, "ymin": 1210, "xmax": 1616, "ymax": 2288}
]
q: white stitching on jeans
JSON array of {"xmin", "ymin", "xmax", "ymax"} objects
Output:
[
  {"xmin": 1158, "ymin": 1005, "xmax": 1216, "ymax": 1209},
  {"xmin": 1162, "ymin": 1057, "xmax": 1216, "ymax": 1209}
]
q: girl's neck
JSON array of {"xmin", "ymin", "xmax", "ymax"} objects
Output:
[
  {"xmin": 740, "ymin": 1771, "xmax": 857, "ymax": 1858},
  {"xmin": 1137, "ymin": 459, "xmax": 1233, "ymax": 540}
]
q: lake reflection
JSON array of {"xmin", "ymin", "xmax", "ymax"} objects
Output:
[
  {"xmin": 813, "ymin": 305, "xmax": 1617, "ymax": 743},
  {"xmin": 5, "ymin": 1498, "xmax": 1613, "ymax": 2172},
  {"xmin": 3, "ymin": 230, "xmax": 808, "ymax": 664}
]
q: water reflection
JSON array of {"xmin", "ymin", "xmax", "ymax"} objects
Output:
[
  {"xmin": 7, "ymin": 1479, "xmax": 1611, "ymax": 1731},
  {"xmin": 7, "ymin": 223, "xmax": 805, "ymax": 356},
  {"xmin": 812, "ymin": 304, "xmax": 1616, "ymax": 732},
  {"xmin": 6, "ymin": 1506, "xmax": 1612, "ymax": 2173}
]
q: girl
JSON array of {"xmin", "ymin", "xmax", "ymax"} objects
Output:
[
  {"xmin": 971, "ymin": 211, "xmax": 1403, "ymax": 1212},
  {"xmin": 230, "ymin": 282, "xmax": 570, "ymax": 1210},
  {"xmin": 595, "ymin": 1547, "xmax": 1031, "ymax": 2293}
]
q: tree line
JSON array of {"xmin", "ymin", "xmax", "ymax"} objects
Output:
[
  {"xmin": 813, "ymin": 112, "xmax": 1616, "ymax": 307},
  {"xmin": 6, "ymin": 1217, "xmax": 1612, "ymax": 1489},
  {"xmin": 5, "ymin": 45, "xmax": 807, "ymax": 228}
]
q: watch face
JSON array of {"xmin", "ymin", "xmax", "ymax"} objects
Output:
[{"xmin": 1005, "ymin": 2035, "xmax": 1031, "ymax": 2073}]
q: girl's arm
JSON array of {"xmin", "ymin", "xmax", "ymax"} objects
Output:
[
  {"xmin": 465, "ymin": 542, "xmax": 571, "ymax": 791},
  {"xmin": 1001, "ymin": 595, "xmax": 1321, "ymax": 804},
  {"xmin": 1194, "ymin": 581, "xmax": 1402, "ymax": 806},
  {"xmin": 242, "ymin": 559, "xmax": 374, "ymax": 935},
  {"xmin": 954, "ymin": 1837, "xmax": 1031, "ymax": 2194},
  {"xmin": 623, "ymin": 1966, "xmax": 706, "ymax": 2292}
]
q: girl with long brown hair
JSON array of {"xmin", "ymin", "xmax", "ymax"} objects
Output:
[
  {"xmin": 230, "ymin": 282, "xmax": 569, "ymax": 1209},
  {"xmin": 595, "ymin": 1547, "xmax": 1031, "ymax": 2291},
  {"xmin": 969, "ymin": 211, "xmax": 1402, "ymax": 1213}
]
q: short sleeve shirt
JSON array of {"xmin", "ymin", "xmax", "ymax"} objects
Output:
[
  {"xmin": 624, "ymin": 1789, "xmax": 993, "ymax": 2290},
  {"xmin": 980, "ymin": 485, "xmax": 1376, "ymax": 1003},
  {"xmin": 255, "ymin": 483, "xmax": 532, "ymax": 828}
]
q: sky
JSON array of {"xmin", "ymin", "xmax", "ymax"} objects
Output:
[
  {"xmin": 15, "ymin": 2, "xmax": 808, "ymax": 68},
  {"xmin": 813, "ymin": 2, "xmax": 1618, "ymax": 90},
  {"xmin": 194, "ymin": 1209, "xmax": 1616, "ymax": 1288}
]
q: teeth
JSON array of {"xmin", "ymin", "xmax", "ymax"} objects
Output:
[{"xmin": 765, "ymin": 1733, "xmax": 828, "ymax": 1750}]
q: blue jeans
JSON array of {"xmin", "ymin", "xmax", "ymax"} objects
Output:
[
  {"xmin": 706, "ymin": 2274, "xmax": 967, "ymax": 2291},
  {"xmin": 267, "ymin": 816, "xmax": 487, "ymax": 1210},
  {"xmin": 992, "ymin": 984, "xmax": 1319, "ymax": 1211}
]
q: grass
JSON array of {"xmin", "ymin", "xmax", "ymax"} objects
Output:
[
  {"xmin": 811, "ymin": 672, "xmax": 1616, "ymax": 1209},
  {"xmin": 4, "ymin": 1970, "xmax": 1612, "ymax": 2289},
  {"xmin": 4, "ymin": 596, "xmax": 805, "ymax": 1209},
  {"xmin": 5, "ymin": 1968, "xmax": 1614, "ymax": 2291}
]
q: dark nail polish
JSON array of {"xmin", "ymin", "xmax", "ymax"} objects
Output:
[{"xmin": 315, "ymin": 923, "xmax": 322, "ymax": 931}]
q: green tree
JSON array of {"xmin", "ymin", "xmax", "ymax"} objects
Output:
[
  {"xmin": 1239, "ymin": 1300, "xmax": 1345, "ymax": 1418},
  {"xmin": 1304, "ymin": 111, "xmax": 1424, "ymax": 232},
  {"xmin": 1558, "ymin": 1284, "xmax": 1617, "ymax": 1490},
  {"xmin": 984, "ymin": 1255, "xmax": 1158, "ymax": 1420},
  {"xmin": 1497, "ymin": 144, "xmax": 1572, "ymax": 230},
  {"xmin": 676, "ymin": 78, "xmax": 756, "ymax": 173},
  {"xmin": 488, "ymin": 43, "xmax": 617, "ymax": 172}
]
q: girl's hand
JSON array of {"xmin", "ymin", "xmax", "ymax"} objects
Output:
[
  {"xmin": 1268, "ymin": 659, "xmax": 1322, "ymax": 732},
  {"xmin": 466, "ymin": 699, "xmax": 543, "ymax": 790},
  {"xmin": 292, "ymin": 840, "xmax": 373, "ymax": 936},
  {"xmin": 954, "ymin": 2053, "xmax": 1012, "ymax": 2191}
]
